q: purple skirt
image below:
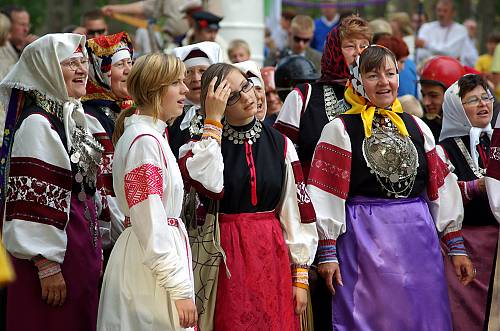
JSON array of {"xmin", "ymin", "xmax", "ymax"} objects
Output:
[
  {"xmin": 332, "ymin": 196, "xmax": 452, "ymax": 331},
  {"xmin": 6, "ymin": 195, "xmax": 101, "ymax": 331}
]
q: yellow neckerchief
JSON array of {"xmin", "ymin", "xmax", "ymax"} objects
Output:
[{"xmin": 344, "ymin": 83, "xmax": 408, "ymax": 137}]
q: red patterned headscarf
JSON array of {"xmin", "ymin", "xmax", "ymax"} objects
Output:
[
  {"xmin": 319, "ymin": 27, "xmax": 350, "ymax": 84},
  {"xmin": 83, "ymin": 32, "xmax": 133, "ymax": 109}
]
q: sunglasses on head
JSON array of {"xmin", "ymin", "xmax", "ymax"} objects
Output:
[{"xmin": 293, "ymin": 36, "xmax": 311, "ymax": 44}]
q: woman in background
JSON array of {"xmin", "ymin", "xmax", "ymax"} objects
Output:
[{"xmin": 439, "ymin": 74, "xmax": 498, "ymax": 331}]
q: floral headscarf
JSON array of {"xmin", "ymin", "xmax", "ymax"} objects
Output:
[
  {"xmin": 319, "ymin": 27, "xmax": 350, "ymax": 84},
  {"xmin": 344, "ymin": 45, "xmax": 407, "ymax": 137}
]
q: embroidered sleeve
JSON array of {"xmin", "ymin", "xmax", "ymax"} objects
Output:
[
  {"xmin": 124, "ymin": 163, "xmax": 163, "ymax": 208},
  {"xmin": 278, "ymin": 138, "xmax": 318, "ymax": 287},
  {"xmin": 178, "ymin": 138, "xmax": 224, "ymax": 200},
  {"xmin": 307, "ymin": 118, "xmax": 352, "ymax": 264},
  {"xmin": 3, "ymin": 114, "xmax": 71, "ymax": 264},
  {"xmin": 125, "ymin": 135, "xmax": 193, "ymax": 300},
  {"xmin": 274, "ymin": 89, "xmax": 304, "ymax": 144},
  {"xmin": 414, "ymin": 116, "xmax": 464, "ymax": 235}
]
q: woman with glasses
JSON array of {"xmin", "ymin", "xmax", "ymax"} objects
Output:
[
  {"xmin": 0, "ymin": 33, "xmax": 103, "ymax": 331},
  {"xmin": 82, "ymin": 32, "xmax": 134, "ymax": 252},
  {"xmin": 438, "ymin": 74, "xmax": 498, "ymax": 331},
  {"xmin": 179, "ymin": 63, "xmax": 318, "ymax": 330},
  {"xmin": 308, "ymin": 45, "xmax": 473, "ymax": 331}
]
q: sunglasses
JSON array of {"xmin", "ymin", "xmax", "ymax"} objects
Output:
[
  {"xmin": 87, "ymin": 29, "xmax": 106, "ymax": 37},
  {"xmin": 293, "ymin": 35, "xmax": 311, "ymax": 44}
]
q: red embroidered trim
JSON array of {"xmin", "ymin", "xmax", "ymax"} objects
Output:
[
  {"xmin": 245, "ymin": 142, "xmax": 258, "ymax": 206},
  {"xmin": 94, "ymin": 133, "xmax": 114, "ymax": 152},
  {"xmin": 178, "ymin": 150, "xmax": 224, "ymax": 200},
  {"xmin": 123, "ymin": 216, "xmax": 179, "ymax": 228},
  {"xmin": 167, "ymin": 218, "xmax": 179, "ymax": 227},
  {"xmin": 307, "ymin": 142, "xmax": 351, "ymax": 199},
  {"xmin": 9, "ymin": 157, "xmax": 72, "ymax": 188},
  {"xmin": 426, "ymin": 148, "xmax": 450, "ymax": 201},
  {"xmin": 274, "ymin": 121, "xmax": 299, "ymax": 144},
  {"xmin": 291, "ymin": 160, "xmax": 316, "ymax": 223},
  {"xmin": 6, "ymin": 157, "xmax": 72, "ymax": 229},
  {"xmin": 124, "ymin": 164, "xmax": 163, "ymax": 208}
]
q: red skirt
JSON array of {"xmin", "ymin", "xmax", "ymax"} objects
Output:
[{"xmin": 214, "ymin": 211, "xmax": 295, "ymax": 331}]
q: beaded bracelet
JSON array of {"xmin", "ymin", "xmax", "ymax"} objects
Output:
[
  {"xmin": 292, "ymin": 266, "xmax": 309, "ymax": 288},
  {"xmin": 33, "ymin": 256, "xmax": 62, "ymax": 279},
  {"xmin": 317, "ymin": 239, "xmax": 338, "ymax": 264},
  {"xmin": 442, "ymin": 231, "xmax": 467, "ymax": 256},
  {"xmin": 204, "ymin": 119, "xmax": 223, "ymax": 129},
  {"xmin": 202, "ymin": 122, "xmax": 223, "ymax": 144}
]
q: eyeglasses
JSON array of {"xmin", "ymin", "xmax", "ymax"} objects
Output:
[
  {"xmin": 293, "ymin": 35, "xmax": 311, "ymax": 44},
  {"xmin": 61, "ymin": 58, "xmax": 89, "ymax": 71},
  {"xmin": 87, "ymin": 29, "xmax": 106, "ymax": 37},
  {"xmin": 227, "ymin": 80, "xmax": 254, "ymax": 106},
  {"xmin": 462, "ymin": 94, "xmax": 494, "ymax": 107}
]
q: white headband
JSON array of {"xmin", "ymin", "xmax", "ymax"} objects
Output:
[
  {"xmin": 184, "ymin": 57, "xmax": 211, "ymax": 69},
  {"xmin": 249, "ymin": 76, "xmax": 263, "ymax": 88},
  {"xmin": 111, "ymin": 49, "xmax": 131, "ymax": 65}
]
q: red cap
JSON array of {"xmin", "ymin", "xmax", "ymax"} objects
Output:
[{"xmin": 420, "ymin": 56, "xmax": 466, "ymax": 89}]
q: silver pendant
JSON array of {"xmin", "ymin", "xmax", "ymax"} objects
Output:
[
  {"xmin": 75, "ymin": 173, "xmax": 83, "ymax": 183},
  {"xmin": 78, "ymin": 191, "xmax": 87, "ymax": 202}
]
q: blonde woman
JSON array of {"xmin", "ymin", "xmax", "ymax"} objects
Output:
[{"xmin": 97, "ymin": 53, "xmax": 197, "ymax": 331}]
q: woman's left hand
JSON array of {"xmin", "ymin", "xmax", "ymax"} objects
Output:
[
  {"xmin": 451, "ymin": 255, "xmax": 475, "ymax": 286},
  {"xmin": 293, "ymin": 286, "xmax": 308, "ymax": 315}
]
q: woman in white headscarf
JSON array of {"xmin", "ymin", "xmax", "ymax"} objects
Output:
[
  {"xmin": 0, "ymin": 33, "xmax": 103, "ymax": 331},
  {"xmin": 169, "ymin": 41, "xmax": 224, "ymax": 159},
  {"xmin": 232, "ymin": 60, "xmax": 267, "ymax": 121},
  {"xmin": 438, "ymin": 74, "xmax": 497, "ymax": 331}
]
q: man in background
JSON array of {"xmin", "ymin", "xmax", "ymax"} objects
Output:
[
  {"xmin": 0, "ymin": 5, "xmax": 37, "ymax": 57},
  {"xmin": 265, "ymin": 15, "xmax": 322, "ymax": 73},
  {"xmin": 310, "ymin": 0, "xmax": 339, "ymax": 52},
  {"xmin": 82, "ymin": 9, "xmax": 109, "ymax": 39},
  {"xmin": 415, "ymin": 0, "xmax": 468, "ymax": 65}
]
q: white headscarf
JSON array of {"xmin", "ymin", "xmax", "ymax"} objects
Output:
[
  {"xmin": 233, "ymin": 60, "xmax": 264, "ymax": 88},
  {"xmin": 173, "ymin": 41, "xmax": 223, "ymax": 129},
  {"xmin": 172, "ymin": 41, "xmax": 223, "ymax": 69},
  {"xmin": 0, "ymin": 33, "xmax": 88, "ymax": 152},
  {"xmin": 440, "ymin": 78, "xmax": 494, "ymax": 168}
]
